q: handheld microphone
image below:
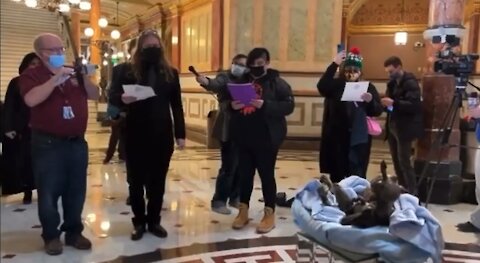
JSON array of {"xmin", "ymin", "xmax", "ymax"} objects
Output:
[{"xmin": 188, "ymin": 66, "xmax": 200, "ymax": 77}]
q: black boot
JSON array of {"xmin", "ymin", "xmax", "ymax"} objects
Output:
[
  {"xmin": 130, "ymin": 225, "xmax": 146, "ymax": 241},
  {"xmin": 23, "ymin": 191, "xmax": 32, "ymax": 205},
  {"xmin": 148, "ymin": 224, "xmax": 168, "ymax": 238},
  {"xmin": 130, "ymin": 218, "xmax": 146, "ymax": 241}
]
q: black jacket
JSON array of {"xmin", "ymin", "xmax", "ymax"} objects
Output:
[
  {"xmin": 109, "ymin": 63, "xmax": 186, "ymax": 141},
  {"xmin": 228, "ymin": 69, "xmax": 294, "ymax": 147},
  {"xmin": 317, "ymin": 62, "xmax": 383, "ymax": 178},
  {"xmin": 385, "ymin": 72, "xmax": 424, "ymax": 141}
]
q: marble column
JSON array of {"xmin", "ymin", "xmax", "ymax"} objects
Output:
[
  {"xmin": 414, "ymin": 0, "xmax": 467, "ymax": 205},
  {"xmin": 211, "ymin": 0, "xmax": 223, "ymax": 71},
  {"xmin": 89, "ymin": 0, "xmax": 101, "ymax": 70},
  {"xmin": 71, "ymin": 10, "xmax": 81, "ymax": 56},
  {"xmin": 467, "ymin": 2, "xmax": 480, "ymax": 72}
]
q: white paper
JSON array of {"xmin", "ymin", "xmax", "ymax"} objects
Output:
[
  {"xmin": 122, "ymin": 84, "xmax": 156, "ymax": 101},
  {"xmin": 341, "ymin": 81, "xmax": 369, "ymax": 102}
]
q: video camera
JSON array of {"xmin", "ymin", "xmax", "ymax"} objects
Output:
[{"xmin": 424, "ymin": 26, "xmax": 479, "ymax": 89}]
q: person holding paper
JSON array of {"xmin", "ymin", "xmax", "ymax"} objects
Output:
[
  {"xmin": 109, "ymin": 29, "xmax": 186, "ymax": 241},
  {"xmin": 229, "ymin": 48, "xmax": 294, "ymax": 234},
  {"xmin": 317, "ymin": 47, "xmax": 383, "ymax": 183},
  {"xmin": 382, "ymin": 56, "xmax": 423, "ymax": 195},
  {"xmin": 195, "ymin": 54, "xmax": 248, "ymax": 215}
]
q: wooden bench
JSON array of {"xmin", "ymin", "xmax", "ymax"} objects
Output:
[{"xmin": 296, "ymin": 232, "xmax": 381, "ymax": 263}]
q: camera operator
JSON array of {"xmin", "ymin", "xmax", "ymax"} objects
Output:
[
  {"xmin": 457, "ymin": 105, "xmax": 480, "ymax": 232},
  {"xmin": 19, "ymin": 33, "xmax": 99, "ymax": 255},
  {"xmin": 382, "ymin": 56, "xmax": 423, "ymax": 195}
]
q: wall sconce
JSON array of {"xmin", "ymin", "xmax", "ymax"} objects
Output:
[{"xmin": 394, "ymin": 31, "xmax": 408, "ymax": 45}]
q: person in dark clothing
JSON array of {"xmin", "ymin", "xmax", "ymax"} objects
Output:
[
  {"xmin": 317, "ymin": 47, "xmax": 383, "ymax": 182},
  {"xmin": 195, "ymin": 54, "xmax": 248, "ymax": 215},
  {"xmin": 1, "ymin": 52, "xmax": 40, "ymax": 204},
  {"xmin": 109, "ymin": 29, "xmax": 186, "ymax": 241},
  {"xmin": 104, "ymin": 39, "xmax": 137, "ymax": 165},
  {"xmin": 383, "ymin": 56, "xmax": 423, "ymax": 195},
  {"xmin": 229, "ymin": 48, "xmax": 294, "ymax": 234}
]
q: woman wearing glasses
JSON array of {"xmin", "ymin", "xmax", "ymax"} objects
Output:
[
  {"xmin": 109, "ymin": 29, "xmax": 186, "ymax": 241},
  {"xmin": 317, "ymin": 47, "xmax": 383, "ymax": 182}
]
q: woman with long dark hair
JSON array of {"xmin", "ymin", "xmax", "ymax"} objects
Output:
[
  {"xmin": 1, "ymin": 52, "xmax": 40, "ymax": 203},
  {"xmin": 109, "ymin": 29, "xmax": 186, "ymax": 241},
  {"xmin": 317, "ymin": 47, "xmax": 383, "ymax": 182}
]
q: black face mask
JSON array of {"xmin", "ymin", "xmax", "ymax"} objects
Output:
[
  {"xmin": 141, "ymin": 47, "xmax": 161, "ymax": 65},
  {"xmin": 249, "ymin": 66, "xmax": 265, "ymax": 78}
]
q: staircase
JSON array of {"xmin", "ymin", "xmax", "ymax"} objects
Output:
[{"xmin": 0, "ymin": 0, "xmax": 101, "ymax": 134}]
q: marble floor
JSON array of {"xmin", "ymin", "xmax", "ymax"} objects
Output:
[{"xmin": 1, "ymin": 132, "xmax": 479, "ymax": 263}]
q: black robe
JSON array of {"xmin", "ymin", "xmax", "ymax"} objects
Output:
[
  {"xmin": 0, "ymin": 76, "xmax": 35, "ymax": 195},
  {"xmin": 317, "ymin": 63, "xmax": 383, "ymax": 182}
]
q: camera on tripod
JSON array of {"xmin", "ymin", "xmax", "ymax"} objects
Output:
[
  {"xmin": 424, "ymin": 25, "xmax": 479, "ymax": 89},
  {"xmin": 431, "ymin": 34, "xmax": 479, "ymax": 89}
]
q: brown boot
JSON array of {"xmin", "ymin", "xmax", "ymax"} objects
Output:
[
  {"xmin": 44, "ymin": 238, "xmax": 63, "ymax": 256},
  {"xmin": 232, "ymin": 203, "xmax": 249, "ymax": 229},
  {"xmin": 256, "ymin": 207, "xmax": 275, "ymax": 233}
]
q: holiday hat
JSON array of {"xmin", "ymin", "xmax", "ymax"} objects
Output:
[{"xmin": 344, "ymin": 47, "xmax": 363, "ymax": 69}]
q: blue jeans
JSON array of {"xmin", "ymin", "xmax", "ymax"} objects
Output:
[
  {"xmin": 211, "ymin": 141, "xmax": 239, "ymax": 205},
  {"xmin": 31, "ymin": 132, "xmax": 88, "ymax": 241}
]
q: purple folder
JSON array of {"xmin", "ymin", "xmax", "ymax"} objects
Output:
[{"xmin": 227, "ymin": 83, "xmax": 257, "ymax": 105}]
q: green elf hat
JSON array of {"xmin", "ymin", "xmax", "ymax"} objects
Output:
[{"xmin": 344, "ymin": 47, "xmax": 363, "ymax": 69}]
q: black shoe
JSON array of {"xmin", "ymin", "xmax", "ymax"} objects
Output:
[
  {"xmin": 126, "ymin": 196, "xmax": 131, "ymax": 206},
  {"xmin": 148, "ymin": 224, "xmax": 168, "ymax": 238},
  {"xmin": 23, "ymin": 191, "xmax": 32, "ymax": 205},
  {"xmin": 131, "ymin": 225, "xmax": 146, "ymax": 241}
]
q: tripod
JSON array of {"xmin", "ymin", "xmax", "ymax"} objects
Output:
[
  {"xmin": 417, "ymin": 80, "xmax": 480, "ymax": 208},
  {"xmin": 416, "ymin": 89, "xmax": 463, "ymax": 208}
]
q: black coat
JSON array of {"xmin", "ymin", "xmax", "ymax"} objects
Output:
[
  {"xmin": 228, "ymin": 69, "xmax": 295, "ymax": 148},
  {"xmin": 385, "ymin": 72, "xmax": 423, "ymax": 141},
  {"xmin": 0, "ymin": 76, "xmax": 35, "ymax": 195},
  {"xmin": 317, "ymin": 62, "xmax": 383, "ymax": 181},
  {"xmin": 109, "ymin": 63, "xmax": 186, "ymax": 149}
]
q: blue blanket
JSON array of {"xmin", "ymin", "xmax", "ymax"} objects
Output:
[{"xmin": 292, "ymin": 177, "xmax": 444, "ymax": 263}]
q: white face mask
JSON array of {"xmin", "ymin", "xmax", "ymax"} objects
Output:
[{"xmin": 231, "ymin": 64, "xmax": 247, "ymax": 77}]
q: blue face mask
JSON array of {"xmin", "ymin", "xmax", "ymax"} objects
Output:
[{"xmin": 48, "ymin": 55, "xmax": 65, "ymax": 68}]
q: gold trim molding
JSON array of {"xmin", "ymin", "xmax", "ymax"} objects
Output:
[{"xmin": 348, "ymin": 24, "xmax": 428, "ymax": 34}]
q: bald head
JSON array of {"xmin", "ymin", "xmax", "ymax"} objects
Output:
[
  {"xmin": 34, "ymin": 33, "xmax": 63, "ymax": 53},
  {"xmin": 33, "ymin": 33, "xmax": 65, "ymax": 68}
]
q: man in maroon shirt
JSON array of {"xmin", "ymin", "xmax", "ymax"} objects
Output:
[{"xmin": 19, "ymin": 33, "xmax": 99, "ymax": 255}]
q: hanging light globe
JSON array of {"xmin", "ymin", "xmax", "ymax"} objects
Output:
[
  {"xmin": 79, "ymin": 1, "xmax": 91, "ymax": 10},
  {"xmin": 110, "ymin": 30, "xmax": 121, "ymax": 40},
  {"xmin": 84, "ymin": 27, "xmax": 94, "ymax": 37},
  {"xmin": 98, "ymin": 17, "xmax": 109, "ymax": 28}
]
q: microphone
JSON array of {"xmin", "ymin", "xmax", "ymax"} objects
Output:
[{"xmin": 188, "ymin": 66, "xmax": 200, "ymax": 77}]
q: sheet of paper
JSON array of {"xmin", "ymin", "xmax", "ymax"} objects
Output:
[
  {"xmin": 227, "ymin": 83, "xmax": 257, "ymax": 105},
  {"xmin": 341, "ymin": 81, "xmax": 369, "ymax": 102},
  {"xmin": 122, "ymin": 84, "xmax": 156, "ymax": 101}
]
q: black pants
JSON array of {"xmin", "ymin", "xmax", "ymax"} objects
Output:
[
  {"xmin": 348, "ymin": 139, "xmax": 372, "ymax": 179},
  {"xmin": 238, "ymin": 143, "xmax": 279, "ymax": 210},
  {"xmin": 105, "ymin": 118, "xmax": 126, "ymax": 162},
  {"xmin": 388, "ymin": 132, "xmax": 417, "ymax": 194},
  {"xmin": 212, "ymin": 141, "xmax": 239, "ymax": 205},
  {"xmin": 126, "ymin": 134, "xmax": 173, "ymax": 226}
]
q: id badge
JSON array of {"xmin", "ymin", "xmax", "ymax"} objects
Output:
[{"xmin": 63, "ymin": 106, "xmax": 75, "ymax": 120}]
